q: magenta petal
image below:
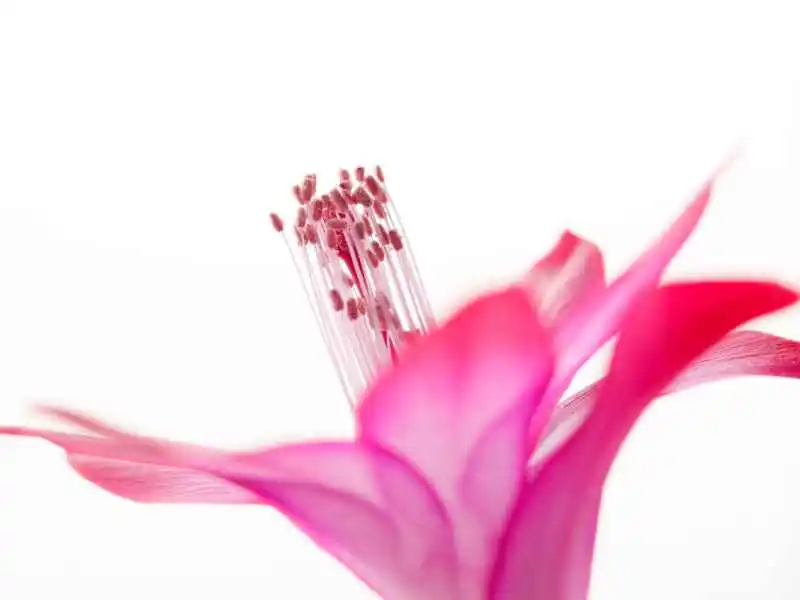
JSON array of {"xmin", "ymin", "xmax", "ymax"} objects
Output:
[
  {"xmin": 527, "ymin": 176, "xmax": 716, "ymax": 452},
  {"xmin": 536, "ymin": 330, "xmax": 800, "ymax": 462},
  {"xmin": 522, "ymin": 230, "xmax": 606, "ymax": 327},
  {"xmin": 490, "ymin": 280, "xmax": 798, "ymax": 600},
  {"xmin": 357, "ymin": 288, "xmax": 553, "ymax": 589},
  {"xmin": 1, "ymin": 411, "xmax": 460, "ymax": 600},
  {"xmin": 220, "ymin": 442, "xmax": 460, "ymax": 600}
]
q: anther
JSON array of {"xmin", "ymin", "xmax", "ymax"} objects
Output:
[
  {"xmin": 377, "ymin": 224, "xmax": 390, "ymax": 245},
  {"xmin": 330, "ymin": 289, "xmax": 344, "ymax": 312},
  {"xmin": 304, "ymin": 224, "xmax": 319, "ymax": 244},
  {"xmin": 269, "ymin": 213, "xmax": 284, "ymax": 232},
  {"xmin": 346, "ymin": 298, "xmax": 359, "ymax": 321},
  {"xmin": 310, "ymin": 199, "xmax": 323, "ymax": 221},
  {"xmin": 331, "ymin": 189, "xmax": 348, "ymax": 213},
  {"xmin": 362, "ymin": 218, "xmax": 373, "ymax": 236},
  {"xmin": 353, "ymin": 221, "xmax": 366, "ymax": 240},
  {"xmin": 326, "ymin": 228, "xmax": 338, "ymax": 249},
  {"xmin": 365, "ymin": 175, "xmax": 380, "ymax": 197},
  {"xmin": 388, "ymin": 229, "xmax": 403, "ymax": 250},
  {"xmin": 371, "ymin": 240, "xmax": 385, "ymax": 262},
  {"xmin": 302, "ymin": 174, "xmax": 316, "ymax": 203}
]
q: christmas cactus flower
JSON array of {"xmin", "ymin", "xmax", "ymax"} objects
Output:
[{"xmin": 3, "ymin": 167, "xmax": 800, "ymax": 600}]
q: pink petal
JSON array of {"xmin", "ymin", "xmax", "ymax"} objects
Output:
[
  {"xmin": 357, "ymin": 288, "xmax": 553, "ymax": 591},
  {"xmin": 0, "ymin": 425, "xmax": 262, "ymax": 503},
  {"xmin": 522, "ymin": 230, "xmax": 606, "ymax": 327},
  {"xmin": 490, "ymin": 280, "xmax": 798, "ymax": 600},
  {"xmin": 527, "ymin": 174, "xmax": 718, "ymax": 453},
  {"xmin": 535, "ymin": 330, "xmax": 800, "ymax": 462},
  {"xmin": 1, "ymin": 410, "xmax": 460, "ymax": 600}
]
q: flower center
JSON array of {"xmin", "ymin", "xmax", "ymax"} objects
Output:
[{"xmin": 271, "ymin": 166, "xmax": 435, "ymax": 407}]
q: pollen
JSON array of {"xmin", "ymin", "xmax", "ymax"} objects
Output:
[{"xmin": 270, "ymin": 166, "xmax": 435, "ymax": 407}]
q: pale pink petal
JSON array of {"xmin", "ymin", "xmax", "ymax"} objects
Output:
[
  {"xmin": 357, "ymin": 288, "xmax": 553, "ymax": 591},
  {"xmin": 0, "ymin": 425, "xmax": 262, "ymax": 503},
  {"xmin": 535, "ymin": 330, "xmax": 800, "ymax": 462},
  {"xmin": 527, "ymin": 175, "xmax": 717, "ymax": 452},
  {"xmin": 490, "ymin": 280, "xmax": 797, "ymax": 600},
  {"xmin": 522, "ymin": 230, "xmax": 606, "ymax": 327},
  {"xmin": 1, "ymin": 412, "xmax": 459, "ymax": 600}
]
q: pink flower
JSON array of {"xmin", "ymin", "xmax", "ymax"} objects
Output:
[{"xmin": 4, "ymin": 167, "xmax": 800, "ymax": 600}]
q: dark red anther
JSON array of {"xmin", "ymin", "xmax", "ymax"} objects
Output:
[
  {"xmin": 301, "ymin": 174, "xmax": 316, "ymax": 203},
  {"xmin": 353, "ymin": 221, "xmax": 366, "ymax": 239},
  {"xmin": 377, "ymin": 224, "xmax": 390, "ymax": 245},
  {"xmin": 330, "ymin": 289, "xmax": 344, "ymax": 312},
  {"xmin": 269, "ymin": 213, "xmax": 284, "ymax": 232},
  {"xmin": 296, "ymin": 207, "xmax": 308, "ymax": 228},
  {"xmin": 310, "ymin": 199, "xmax": 323, "ymax": 221},
  {"xmin": 327, "ymin": 219, "xmax": 347, "ymax": 230},
  {"xmin": 372, "ymin": 200, "xmax": 386, "ymax": 218},
  {"xmin": 355, "ymin": 166, "xmax": 365, "ymax": 182},
  {"xmin": 367, "ymin": 249, "xmax": 379, "ymax": 268},
  {"xmin": 376, "ymin": 189, "xmax": 389, "ymax": 204},
  {"xmin": 304, "ymin": 224, "xmax": 319, "ymax": 244},
  {"xmin": 339, "ymin": 169, "xmax": 351, "ymax": 182},
  {"xmin": 365, "ymin": 175, "xmax": 380, "ymax": 196},
  {"xmin": 362, "ymin": 218, "xmax": 373, "ymax": 236},
  {"xmin": 375, "ymin": 165, "xmax": 385, "ymax": 182},
  {"xmin": 355, "ymin": 187, "xmax": 373, "ymax": 207},
  {"xmin": 326, "ymin": 227, "xmax": 338, "ymax": 249},
  {"xmin": 340, "ymin": 179, "xmax": 353, "ymax": 192},
  {"xmin": 388, "ymin": 229, "xmax": 403, "ymax": 250},
  {"xmin": 371, "ymin": 240, "xmax": 385, "ymax": 262},
  {"xmin": 331, "ymin": 189, "xmax": 348, "ymax": 213},
  {"xmin": 321, "ymin": 198, "xmax": 335, "ymax": 220},
  {"xmin": 320, "ymin": 194, "xmax": 332, "ymax": 215},
  {"xmin": 346, "ymin": 298, "xmax": 359, "ymax": 321}
]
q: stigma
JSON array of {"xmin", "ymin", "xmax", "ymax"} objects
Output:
[{"xmin": 271, "ymin": 166, "xmax": 435, "ymax": 407}]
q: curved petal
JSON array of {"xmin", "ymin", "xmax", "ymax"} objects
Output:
[
  {"xmin": 527, "ymin": 173, "xmax": 720, "ymax": 453},
  {"xmin": 490, "ymin": 280, "xmax": 798, "ymax": 600},
  {"xmin": 357, "ymin": 288, "xmax": 553, "ymax": 593},
  {"xmin": 535, "ymin": 330, "xmax": 800, "ymax": 462},
  {"xmin": 522, "ymin": 230, "xmax": 606, "ymax": 327},
  {"xmin": 1, "ymin": 410, "xmax": 459, "ymax": 600}
]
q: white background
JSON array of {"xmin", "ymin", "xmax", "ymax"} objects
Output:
[{"xmin": 2, "ymin": 1, "xmax": 800, "ymax": 598}]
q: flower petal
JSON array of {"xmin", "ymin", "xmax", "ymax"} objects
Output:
[
  {"xmin": 0, "ymin": 425, "xmax": 262, "ymax": 503},
  {"xmin": 357, "ymin": 288, "xmax": 553, "ymax": 592},
  {"xmin": 1, "ymin": 410, "xmax": 459, "ymax": 600},
  {"xmin": 527, "ymin": 174, "xmax": 718, "ymax": 452},
  {"xmin": 535, "ymin": 330, "xmax": 800, "ymax": 462},
  {"xmin": 490, "ymin": 280, "xmax": 798, "ymax": 600},
  {"xmin": 522, "ymin": 230, "xmax": 606, "ymax": 327}
]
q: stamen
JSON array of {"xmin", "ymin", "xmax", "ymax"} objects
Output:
[{"xmin": 270, "ymin": 167, "xmax": 435, "ymax": 407}]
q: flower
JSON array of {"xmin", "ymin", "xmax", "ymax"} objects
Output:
[{"xmin": 3, "ymin": 166, "xmax": 800, "ymax": 600}]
